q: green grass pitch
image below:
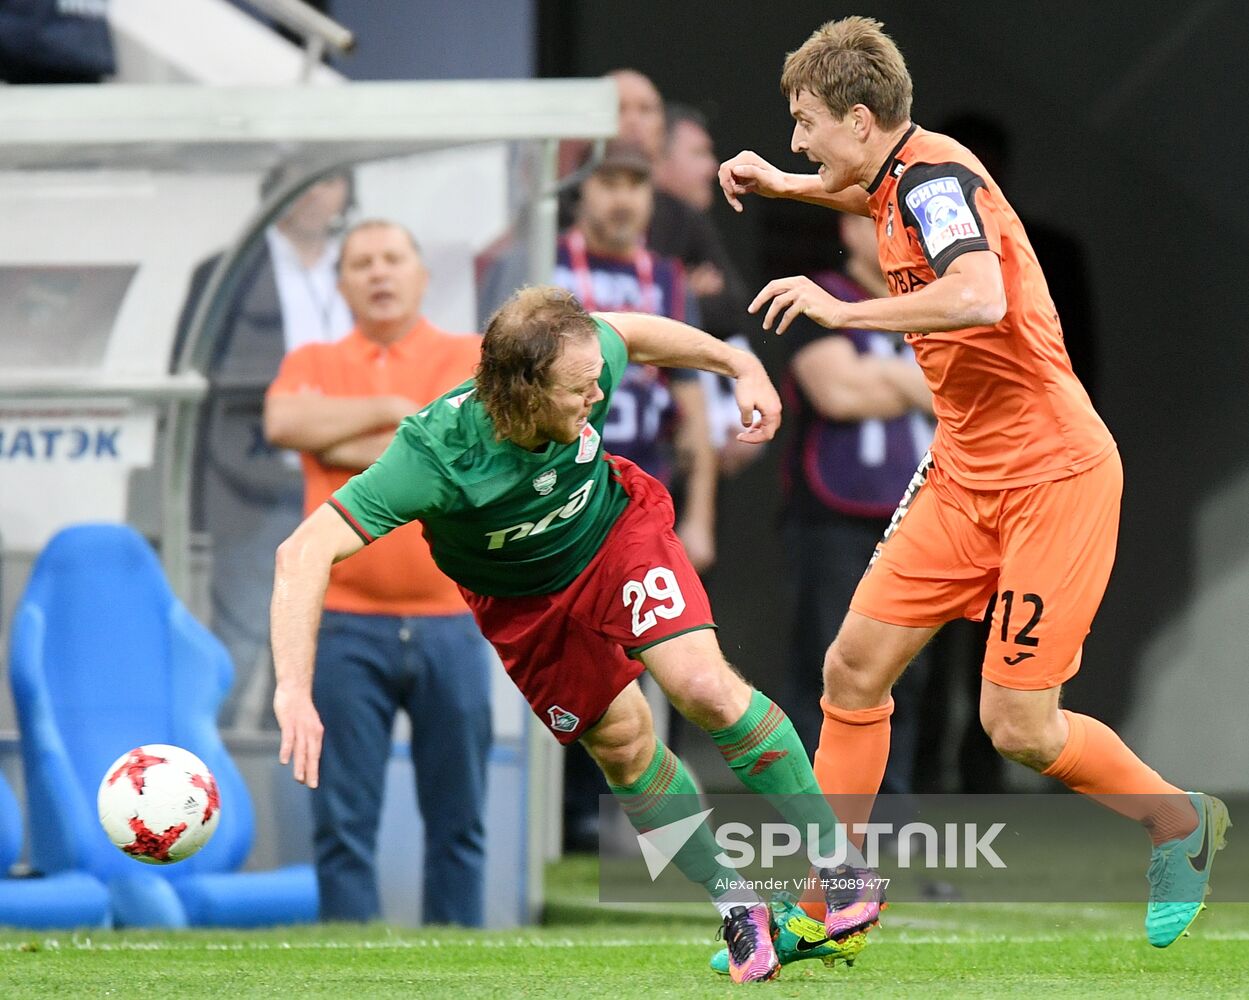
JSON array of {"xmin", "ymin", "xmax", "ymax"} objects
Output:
[{"xmin": 3, "ymin": 856, "xmax": 1248, "ymax": 998}]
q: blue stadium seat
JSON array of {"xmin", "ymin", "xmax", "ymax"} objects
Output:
[
  {"xmin": 8, "ymin": 523, "xmax": 318, "ymax": 927},
  {"xmin": 0, "ymin": 767, "xmax": 110, "ymax": 928}
]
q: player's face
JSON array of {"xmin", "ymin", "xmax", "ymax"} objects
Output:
[
  {"xmin": 790, "ymin": 90, "xmax": 861, "ymax": 193},
  {"xmin": 578, "ymin": 169, "xmax": 654, "ymax": 253},
  {"xmin": 337, "ymin": 224, "xmax": 428, "ymax": 333},
  {"xmin": 660, "ymin": 120, "xmax": 718, "ymax": 211},
  {"xmin": 535, "ymin": 335, "xmax": 606, "ymax": 445}
]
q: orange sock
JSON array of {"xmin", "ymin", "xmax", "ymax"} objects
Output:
[
  {"xmin": 802, "ymin": 696, "xmax": 894, "ymax": 918},
  {"xmin": 1042, "ymin": 710, "xmax": 1197, "ymax": 845}
]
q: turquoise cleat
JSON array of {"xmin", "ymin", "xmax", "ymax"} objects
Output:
[
  {"xmin": 1145, "ymin": 792, "xmax": 1231, "ymax": 948},
  {"xmin": 710, "ymin": 892, "xmax": 869, "ymax": 976}
]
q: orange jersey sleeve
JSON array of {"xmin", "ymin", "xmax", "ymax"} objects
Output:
[{"xmin": 867, "ymin": 127, "xmax": 1114, "ymax": 489}]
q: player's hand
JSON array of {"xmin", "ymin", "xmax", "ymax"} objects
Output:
[
  {"xmin": 718, "ymin": 151, "xmax": 789, "ymax": 212},
  {"xmin": 749, "ymin": 275, "xmax": 848, "ymax": 334},
  {"xmin": 275, "ymin": 685, "xmax": 324, "ymax": 789},
  {"xmin": 732, "ymin": 359, "xmax": 782, "ymax": 443}
]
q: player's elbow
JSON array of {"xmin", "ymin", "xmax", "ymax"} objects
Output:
[
  {"xmin": 273, "ymin": 531, "xmax": 311, "ymax": 578},
  {"xmin": 978, "ymin": 287, "xmax": 1008, "ymax": 326},
  {"xmin": 957, "ymin": 276, "xmax": 1007, "ymax": 327}
]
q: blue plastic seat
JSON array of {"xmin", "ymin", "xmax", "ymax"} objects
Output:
[
  {"xmin": 0, "ymin": 767, "xmax": 110, "ymax": 929},
  {"xmin": 8, "ymin": 523, "xmax": 317, "ymax": 927}
]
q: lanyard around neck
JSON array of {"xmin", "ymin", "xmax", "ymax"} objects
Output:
[{"xmin": 566, "ymin": 229, "xmax": 656, "ymax": 314}]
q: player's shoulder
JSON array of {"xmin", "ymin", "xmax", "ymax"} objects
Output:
[
  {"xmin": 898, "ymin": 129, "xmax": 993, "ymax": 190},
  {"xmin": 905, "ymin": 128, "xmax": 979, "ymax": 164},
  {"xmin": 400, "ymin": 381, "xmax": 487, "ymax": 464}
]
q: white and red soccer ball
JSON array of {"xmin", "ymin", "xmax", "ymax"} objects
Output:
[{"xmin": 97, "ymin": 744, "xmax": 221, "ymax": 864}]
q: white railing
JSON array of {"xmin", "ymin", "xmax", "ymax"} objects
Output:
[{"xmin": 243, "ymin": 0, "xmax": 355, "ymax": 80}]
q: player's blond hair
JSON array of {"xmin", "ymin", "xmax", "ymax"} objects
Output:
[
  {"xmin": 780, "ymin": 16, "xmax": 912, "ymax": 129},
  {"xmin": 478, "ymin": 286, "xmax": 599, "ymax": 442}
]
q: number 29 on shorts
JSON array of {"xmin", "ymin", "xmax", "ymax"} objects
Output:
[{"xmin": 623, "ymin": 567, "xmax": 686, "ymax": 637}]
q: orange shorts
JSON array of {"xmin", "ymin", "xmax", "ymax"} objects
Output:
[{"xmin": 850, "ymin": 449, "xmax": 1122, "ymax": 690}]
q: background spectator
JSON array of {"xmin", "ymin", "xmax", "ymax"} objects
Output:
[
  {"xmin": 779, "ymin": 213, "xmax": 934, "ymax": 796},
  {"xmin": 175, "ymin": 169, "xmax": 354, "ymax": 731}
]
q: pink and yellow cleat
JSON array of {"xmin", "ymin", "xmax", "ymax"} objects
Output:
[
  {"xmin": 717, "ymin": 903, "xmax": 780, "ymax": 983},
  {"xmin": 820, "ymin": 863, "xmax": 886, "ymax": 939}
]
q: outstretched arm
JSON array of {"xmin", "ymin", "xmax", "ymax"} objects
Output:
[
  {"xmin": 595, "ymin": 312, "xmax": 781, "ymax": 444},
  {"xmin": 718, "ymin": 150, "xmax": 871, "ymax": 217},
  {"xmin": 750, "ymin": 251, "xmax": 1007, "ymax": 335},
  {"xmin": 271, "ymin": 504, "xmax": 365, "ymax": 788}
]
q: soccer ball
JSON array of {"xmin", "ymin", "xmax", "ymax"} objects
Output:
[{"xmin": 97, "ymin": 744, "xmax": 221, "ymax": 864}]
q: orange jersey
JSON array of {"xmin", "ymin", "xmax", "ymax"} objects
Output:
[
  {"xmin": 268, "ymin": 319, "xmax": 481, "ymax": 616},
  {"xmin": 866, "ymin": 126, "xmax": 1114, "ymax": 489}
]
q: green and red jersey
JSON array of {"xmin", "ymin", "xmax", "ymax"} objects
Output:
[{"xmin": 330, "ymin": 318, "xmax": 632, "ymax": 596}]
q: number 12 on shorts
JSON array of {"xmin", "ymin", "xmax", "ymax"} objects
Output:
[
  {"xmin": 986, "ymin": 589, "xmax": 1044, "ymax": 664},
  {"xmin": 623, "ymin": 567, "xmax": 686, "ymax": 637}
]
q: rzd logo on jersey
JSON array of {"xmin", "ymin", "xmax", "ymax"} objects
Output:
[{"xmin": 484, "ymin": 480, "xmax": 596, "ymax": 550}]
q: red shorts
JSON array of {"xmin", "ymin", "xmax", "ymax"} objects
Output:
[
  {"xmin": 460, "ymin": 457, "xmax": 716, "ymax": 744},
  {"xmin": 852, "ymin": 449, "xmax": 1122, "ymax": 690}
]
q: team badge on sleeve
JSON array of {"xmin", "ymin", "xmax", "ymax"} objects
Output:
[{"xmin": 905, "ymin": 177, "xmax": 981, "ymax": 258}]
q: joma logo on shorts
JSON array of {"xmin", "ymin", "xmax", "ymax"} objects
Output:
[{"xmin": 484, "ymin": 480, "xmax": 596, "ymax": 550}]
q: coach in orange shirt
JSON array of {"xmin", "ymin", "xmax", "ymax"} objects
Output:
[
  {"xmin": 719, "ymin": 15, "xmax": 1225, "ymax": 958},
  {"xmin": 264, "ymin": 219, "xmax": 492, "ymax": 926}
]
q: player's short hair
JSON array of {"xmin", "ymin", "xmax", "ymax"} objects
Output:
[
  {"xmin": 478, "ymin": 286, "xmax": 599, "ymax": 441},
  {"xmin": 780, "ymin": 16, "xmax": 912, "ymax": 129}
]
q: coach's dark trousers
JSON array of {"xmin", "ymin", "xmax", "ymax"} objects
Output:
[{"xmin": 312, "ymin": 610, "xmax": 493, "ymax": 925}]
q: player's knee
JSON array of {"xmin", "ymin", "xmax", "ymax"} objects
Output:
[
  {"xmin": 982, "ymin": 714, "xmax": 1052, "ymax": 770},
  {"xmin": 668, "ymin": 661, "xmax": 750, "ymax": 731},
  {"xmin": 582, "ymin": 691, "xmax": 656, "ymax": 785},
  {"xmin": 587, "ymin": 726, "xmax": 655, "ymax": 786},
  {"xmin": 822, "ymin": 640, "xmax": 889, "ymax": 708}
]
